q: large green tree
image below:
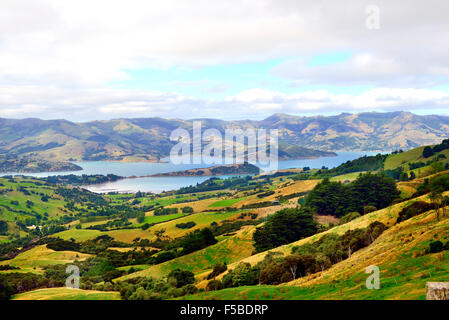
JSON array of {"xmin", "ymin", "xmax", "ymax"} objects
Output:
[
  {"xmin": 253, "ymin": 207, "xmax": 317, "ymax": 252},
  {"xmin": 306, "ymin": 173, "xmax": 400, "ymax": 217}
]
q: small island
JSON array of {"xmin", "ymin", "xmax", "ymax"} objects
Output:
[{"xmin": 148, "ymin": 162, "xmax": 260, "ymax": 177}]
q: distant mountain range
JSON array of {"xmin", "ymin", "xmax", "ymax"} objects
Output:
[{"xmin": 1, "ymin": 111, "xmax": 448, "ymax": 162}]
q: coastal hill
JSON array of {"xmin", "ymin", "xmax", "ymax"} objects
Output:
[
  {"xmin": 0, "ymin": 156, "xmax": 82, "ymax": 173},
  {"xmin": 1, "ymin": 111, "xmax": 448, "ymax": 162},
  {"xmin": 1, "ymin": 140, "xmax": 449, "ymax": 300},
  {"xmin": 148, "ymin": 162, "xmax": 260, "ymax": 177}
]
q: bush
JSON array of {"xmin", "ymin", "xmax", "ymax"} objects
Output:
[
  {"xmin": 397, "ymin": 202, "xmax": 436, "ymax": 223},
  {"xmin": 154, "ymin": 207, "xmax": 178, "ymax": 216},
  {"xmin": 0, "ymin": 279, "xmax": 14, "ymax": 300},
  {"xmin": 181, "ymin": 284, "xmax": 198, "ymax": 295},
  {"xmin": 259, "ymin": 262, "xmax": 289, "ymax": 285},
  {"xmin": 46, "ymin": 240, "xmax": 80, "ymax": 251},
  {"xmin": 222, "ymin": 273, "xmax": 234, "ymax": 288},
  {"xmin": 363, "ymin": 206, "xmax": 377, "ymax": 215},
  {"xmin": 176, "ymin": 221, "xmax": 196, "ymax": 229},
  {"xmin": 181, "ymin": 207, "xmax": 194, "ymax": 214},
  {"xmin": 153, "ymin": 251, "xmax": 176, "ymax": 264},
  {"xmin": 207, "ymin": 263, "xmax": 227, "ymax": 280},
  {"xmin": 339, "ymin": 212, "xmax": 361, "ymax": 225},
  {"xmin": 181, "ymin": 228, "xmax": 217, "ymax": 255},
  {"xmin": 141, "ymin": 223, "xmax": 150, "ymax": 230},
  {"xmin": 428, "ymin": 241, "xmax": 444, "ymax": 254},
  {"xmin": 206, "ymin": 280, "xmax": 223, "ymax": 291},
  {"xmin": 167, "ymin": 269, "xmax": 195, "ymax": 288}
]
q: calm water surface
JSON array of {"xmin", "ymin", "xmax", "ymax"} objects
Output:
[{"xmin": 2, "ymin": 152, "xmax": 379, "ymax": 193}]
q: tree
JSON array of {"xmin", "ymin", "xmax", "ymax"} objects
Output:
[
  {"xmin": 253, "ymin": 207, "xmax": 317, "ymax": 252},
  {"xmin": 315, "ymin": 253, "xmax": 331, "ymax": 272},
  {"xmin": 136, "ymin": 212, "xmax": 145, "ymax": 224},
  {"xmin": 206, "ymin": 280, "xmax": 223, "ymax": 291},
  {"xmin": 423, "ymin": 146, "xmax": 434, "ymax": 158},
  {"xmin": 0, "ymin": 221, "xmax": 8, "ymax": 235},
  {"xmin": 181, "ymin": 228, "xmax": 217, "ymax": 255},
  {"xmin": 429, "ymin": 191, "xmax": 444, "ymax": 221},
  {"xmin": 306, "ymin": 179, "xmax": 348, "ymax": 217},
  {"xmin": 284, "ymin": 255, "xmax": 301, "ymax": 280},
  {"xmin": 167, "ymin": 269, "xmax": 195, "ymax": 288},
  {"xmin": 306, "ymin": 173, "xmax": 400, "ymax": 218},
  {"xmin": 0, "ymin": 279, "xmax": 14, "ymax": 300},
  {"xmin": 182, "ymin": 207, "xmax": 194, "ymax": 214}
]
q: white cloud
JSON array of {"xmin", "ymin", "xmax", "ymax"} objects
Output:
[
  {"xmin": 3, "ymin": 84, "xmax": 448, "ymax": 121},
  {"xmin": 0, "ymin": 0, "xmax": 449, "ymax": 119}
]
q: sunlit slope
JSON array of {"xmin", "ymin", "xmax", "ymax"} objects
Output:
[
  {"xmin": 12, "ymin": 288, "xmax": 121, "ymax": 300},
  {"xmin": 186, "ymin": 192, "xmax": 449, "ymax": 300},
  {"xmin": 116, "ymin": 226, "xmax": 256, "ymax": 282},
  {"xmin": 0, "ymin": 245, "xmax": 91, "ymax": 273}
]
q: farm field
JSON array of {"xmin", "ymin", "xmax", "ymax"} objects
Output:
[
  {"xmin": 2, "ymin": 141, "xmax": 449, "ymax": 302},
  {"xmin": 12, "ymin": 288, "xmax": 121, "ymax": 300}
]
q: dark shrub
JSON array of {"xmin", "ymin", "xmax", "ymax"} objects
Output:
[
  {"xmin": 207, "ymin": 263, "xmax": 227, "ymax": 280},
  {"xmin": 206, "ymin": 280, "xmax": 223, "ymax": 291},
  {"xmin": 428, "ymin": 241, "xmax": 444, "ymax": 253},
  {"xmin": 339, "ymin": 212, "xmax": 361, "ymax": 225},
  {"xmin": 181, "ymin": 207, "xmax": 194, "ymax": 213},
  {"xmin": 176, "ymin": 221, "xmax": 196, "ymax": 229},
  {"xmin": 397, "ymin": 201, "xmax": 436, "ymax": 223},
  {"xmin": 363, "ymin": 206, "xmax": 377, "ymax": 215},
  {"xmin": 168, "ymin": 269, "xmax": 195, "ymax": 288},
  {"xmin": 46, "ymin": 240, "xmax": 80, "ymax": 251}
]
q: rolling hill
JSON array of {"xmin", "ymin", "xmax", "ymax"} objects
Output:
[
  {"xmin": 1, "ymin": 111, "xmax": 449, "ymax": 163},
  {"xmin": 1, "ymin": 142, "xmax": 449, "ymax": 300}
]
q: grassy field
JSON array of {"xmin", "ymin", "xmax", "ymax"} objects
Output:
[
  {"xmin": 186, "ymin": 192, "xmax": 449, "ymax": 300},
  {"xmin": 53, "ymin": 229, "xmax": 103, "ymax": 242},
  {"xmin": 140, "ymin": 212, "xmax": 189, "ymax": 225},
  {"xmin": 0, "ymin": 245, "xmax": 91, "ymax": 272},
  {"xmin": 384, "ymin": 147, "xmax": 426, "ymax": 170},
  {"xmin": 12, "ymin": 288, "xmax": 121, "ymax": 300},
  {"xmin": 330, "ymin": 172, "xmax": 365, "ymax": 182},
  {"xmin": 0, "ymin": 178, "xmax": 68, "ymax": 223},
  {"xmin": 117, "ymin": 226, "xmax": 256, "ymax": 282},
  {"xmin": 208, "ymin": 198, "xmax": 246, "ymax": 208}
]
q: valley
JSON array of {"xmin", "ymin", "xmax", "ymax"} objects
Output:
[{"xmin": 1, "ymin": 139, "xmax": 449, "ymax": 300}]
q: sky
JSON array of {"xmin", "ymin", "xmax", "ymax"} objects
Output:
[{"xmin": 1, "ymin": 0, "xmax": 449, "ymax": 121}]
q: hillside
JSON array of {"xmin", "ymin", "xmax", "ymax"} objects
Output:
[
  {"xmin": 1, "ymin": 143, "xmax": 449, "ymax": 301},
  {"xmin": 187, "ymin": 192, "xmax": 449, "ymax": 300},
  {"xmin": 1, "ymin": 112, "xmax": 449, "ymax": 162},
  {"xmin": 0, "ymin": 156, "xmax": 82, "ymax": 173},
  {"xmin": 149, "ymin": 163, "xmax": 260, "ymax": 177}
]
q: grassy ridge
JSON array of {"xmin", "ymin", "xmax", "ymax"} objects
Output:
[
  {"xmin": 117, "ymin": 226, "xmax": 256, "ymax": 281},
  {"xmin": 12, "ymin": 288, "xmax": 121, "ymax": 300},
  {"xmin": 186, "ymin": 192, "xmax": 449, "ymax": 300}
]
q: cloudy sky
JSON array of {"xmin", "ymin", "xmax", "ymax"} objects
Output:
[{"xmin": 1, "ymin": 0, "xmax": 449, "ymax": 121}]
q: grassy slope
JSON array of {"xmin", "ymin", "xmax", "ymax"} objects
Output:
[
  {"xmin": 384, "ymin": 147, "xmax": 449, "ymax": 178},
  {"xmin": 384, "ymin": 147, "xmax": 426, "ymax": 170},
  {"xmin": 0, "ymin": 178, "xmax": 68, "ymax": 222},
  {"xmin": 116, "ymin": 226, "xmax": 256, "ymax": 281},
  {"xmin": 208, "ymin": 198, "xmax": 246, "ymax": 208},
  {"xmin": 186, "ymin": 192, "xmax": 449, "ymax": 300},
  {"xmin": 12, "ymin": 288, "xmax": 121, "ymax": 300},
  {"xmin": 0, "ymin": 245, "xmax": 91, "ymax": 272}
]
